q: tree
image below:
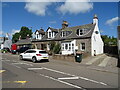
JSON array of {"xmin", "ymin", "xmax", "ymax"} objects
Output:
[
  {"xmin": 12, "ymin": 26, "xmax": 33, "ymax": 43},
  {"xmin": 12, "ymin": 32, "xmax": 20, "ymax": 43},
  {"xmin": 101, "ymin": 35, "xmax": 117, "ymax": 46},
  {"xmin": 19, "ymin": 26, "xmax": 32, "ymax": 39},
  {"xmin": 53, "ymin": 43, "xmax": 61, "ymax": 54}
]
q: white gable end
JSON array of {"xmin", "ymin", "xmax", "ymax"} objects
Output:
[
  {"xmin": 35, "ymin": 31, "xmax": 42, "ymax": 40},
  {"xmin": 91, "ymin": 18, "xmax": 104, "ymax": 56}
]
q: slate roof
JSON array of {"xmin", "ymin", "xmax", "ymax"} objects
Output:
[
  {"xmin": 54, "ymin": 24, "xmax": 95, "ymax": 40},
  {"xmin": 35, "ymin": 29, "xmax": 45, "ymax": 35},
  {"xmin": 32, "ymin": 23, "xmax": 95, "ymax": 42},
  {"xmin": 15, "ymin": 39, "xmax": 32, "ymax": 45},
  {"xmin": 46, "ymin": 27, "xmax": 59, "ymax": 32}
]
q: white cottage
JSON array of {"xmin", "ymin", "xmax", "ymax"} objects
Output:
[{"xmin": 32, "ymin": 14, "xmax": 104, "ymax": 56}]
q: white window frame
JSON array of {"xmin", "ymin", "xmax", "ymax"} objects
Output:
[{"xmin": 72, "ymin": 43, "xmax": 74, "ymax": 51}]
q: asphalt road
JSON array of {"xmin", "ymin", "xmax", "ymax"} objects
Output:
[{"xmin": 1, "ymin": 53, "xmax": 118, "ymax": 89}]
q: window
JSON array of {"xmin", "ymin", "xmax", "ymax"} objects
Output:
[
  {"xmin": 49, "ymin": 32, "xmax": 51, "ymax": 38},
  {"xmin": 72, "ymin": 43, "xmax": 74, "ymax": 51},
  {"xmin": 62, "ymin": 43, "xmax": 72, "ymax": 51},
  {"xmin": 65, "ymin": 44, "xmax": 68, "ymax": 50},
  {"xmin": 80, "ymin": 29, "xmax": 83, "ymax": 35},
  {"xmin": 69, "ymin": 43, "xmax": 71, "ymax": 50},
  {"xmin": 37, "ymin": 34, "xmax": 39, "ymax": 39},
  {"xmin": 80, "ymin": 43, "xmax": 85, "ymax": 51},
  {"xmin": 76, "ymin": 28, "xmax": 87, "ymax": 36},
  {"xmin": 61, "ymin": 31, "xmax": 72, "ymax": 37},
  {"xmin": 25, "ymin": 50, "xmax": 36, "ymax": 53},
  {"xmin": 62, "ymin": 44, "xmax": 64, "ymax": 50},
  {"xmin": 39, "ymin": 51, "xmax": 47, "ymax": 54}
]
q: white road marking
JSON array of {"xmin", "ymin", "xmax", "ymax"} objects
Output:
[
  {"xmin": 98, "ymin": 56, "xmax": 111, "ymax": 67},
  {"xmin": 12, "ymin": 62, "xmax": 33, "ymax": 66},
  {"xmin": 1, "ymin": 60, "xmax": 10, "ymax": 61},
  {"xmin": 11, "ymin": 64, "xmax": 21, "ymax": 69},
  {"xmin": 86, "ymin": 55, "xmax": 105, "ymax": 65},
  {"xmin": 28, "ymin": 68, "xmax": 43, "ymax": 70},
  {"xmin": 58, "ymin": 77, "xmax": 79, "ymax": 80},
  {"xmin": 42, "ymin": 67, "xmax": 75, "ymax": 77},
  {"xmin": 41, "ymin": 67, "xmax": 108, "ymax": 86},
  {"xmin": 39, "ymin": 73, "xmax": 85, "ymax": 89},
  {"xmin": 3, "ymin": 61, "xmax": 21, "ymax": 69}
]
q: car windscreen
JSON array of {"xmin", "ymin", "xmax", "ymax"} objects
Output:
[{"xmin": 39, "ymin": 51, "xmax": 47, "ymax": 54}]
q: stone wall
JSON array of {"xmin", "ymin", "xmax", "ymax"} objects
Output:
[
  {"xmin": 76, "ymin": 38, "xmax": 91, "ymax": 55},
  {"xmin": 52, "ymin": 54, "xmax": 76, "ymax": 62},
  {"xmin": 52, "ymin": 53, "xmax": 90, "ymax": 62}
]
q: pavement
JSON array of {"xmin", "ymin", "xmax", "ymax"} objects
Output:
[{"xmin": 50, "ymin": 54, "xmax": 118, "ymax": 74}]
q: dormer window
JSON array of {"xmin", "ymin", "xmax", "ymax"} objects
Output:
[
  {"xmin": 61, "ymin": 31, "xmax": 72, "ymax": 37},
  {"xmin": 35, "ymin": 29, "xmax": 45, "ymax": 40},
  {"xmin": 37, "ymin": 34, "xmax": 39, "ymax": 39},
  {"xmin": 76, "ymin": 28, "xmax": 87, "ymax": 36},
  {"xmin": 49, "ymin": 32, "xmax": 52, "ymax": 38},
  {"xmin": 80, "ymin": 29, "xmax": 83, "ymax": 35}
]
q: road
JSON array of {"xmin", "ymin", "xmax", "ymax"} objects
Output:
[{"xmin": 1, "ymin": 53, "xmax": 118, "ymax": 89}]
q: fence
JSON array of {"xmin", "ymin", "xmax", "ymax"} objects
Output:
[{"xmin": 104, "ymin": 46, "xmax": 118, "ymax": 55}]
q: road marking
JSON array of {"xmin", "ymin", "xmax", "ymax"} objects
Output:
[
  {"xmin": 42, "ymin": 67, "xmax": 75, "ymax": 77},
  {"xmin": 86, "ymin": 55, "xmax": 105, "ymax": 65},
  {"xmin": 12, "ymin": 62, "xmax": 33, "ymax": 66},
  {"xmin": 98, "ymin": 56, "xmax": 111, "ymax": 67},
  {"xmin": 1, "ymin": 60, "xmax": 10, "ymax": 61},
  {"xmin": 14, "ymin": 81, "xmax": 27, "ymax": 84},
  {"xmin": 11, "ymin": 64, "xmax": 21, "ymax": 69},
  {"xmin": 39, "ymin": 73, "xmax": 85, "ymax": 89},
  {"xmin": 58, "ymin": 77, "xmax": 79, "ymax": 80},
  {"xmin": 41, "ymin": 67, "xmax": 107, "ymax": 86},
  {"xmin": 28, "ymin": 68, "xmax": 43, "ymax": 70},
  {"xmin": 0, "ymin": 70, "xmax": 6, "ymax": 73},
  {"xmin": 3, "ymin": 81, "xmax": 27, "ymax": 84}
]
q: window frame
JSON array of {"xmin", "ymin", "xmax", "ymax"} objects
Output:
[{"xmin": 80, "ymin": 43, "xmax": 85, "ymax": 51}]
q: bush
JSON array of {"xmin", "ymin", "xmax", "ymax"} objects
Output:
[{"xmin": 53, "ymin": 43, "xmax": 61, "ymax": 54}]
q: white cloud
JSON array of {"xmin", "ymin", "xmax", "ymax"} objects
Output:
[
  {"xmin": 24, "ymin": 1, "xmax": 53, "ymax": 16},
  {"xmin": 106, "ymin": 17, "xmax": 120, "ymax": 26},
  {"xmin": 57, "ymin": 0, "xmax": 93, "ymax": 15},
  {"xmin": 11, "ymin": 29, "xmax": 20, "ymax": 35}
]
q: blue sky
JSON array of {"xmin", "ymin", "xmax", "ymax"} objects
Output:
[{"xmin": 1, "ymin": 2, "xmax": 119, "ymax": 38}]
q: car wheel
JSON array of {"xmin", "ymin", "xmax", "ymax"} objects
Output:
[
  {"xmin": 19, "ymin": 55, "xmax": 23, "ymax": 60},
  {"xmin": 32, "ymin": 57, "xmax": 37, "ymax": 63}
]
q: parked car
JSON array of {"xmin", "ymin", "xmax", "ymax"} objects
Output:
[
  {"xmin": 19, "ymin": 49, "xmax": 49, "ymax": 62},
  {"xmin": 1, "ymin": 47, "xmax": 11, "ymax": 53},
  {"xmin": 17, "ymin": 47, "xmax": 30, "ymax": 54}
]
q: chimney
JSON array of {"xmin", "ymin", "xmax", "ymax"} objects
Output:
[
  {"xmin": 19, "ymin": 35, "xmax": 21, "ymax": 40},
  {"xmin": 62, "ymin": 20, "xmax": 68, "ymax": 29},
  {"xmin": 26, "ymin": 34, "xmax": 29, "ymax": 39}
]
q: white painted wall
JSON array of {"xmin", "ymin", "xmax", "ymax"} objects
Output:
[
  {"xmin": 47, "ymin": 44, "xmax": 50, "ymax": 51},
  {"xmin": 0, "ymin": 44, "xmax": 3, "ymax": 49},
  {"xmin": 35, "ymin": 31, "xmax": 42, "ymax": 40},
  {"xmin": 91, "ymin": 18, "xmax": 104, "ymax": 56},
  {"xmin": 47, "ymin": 29, "xmax": 55, "ymax": 39},
  {"xmin": 61, "ymin": 40, "xmax": 76, "ymax": 55}
]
